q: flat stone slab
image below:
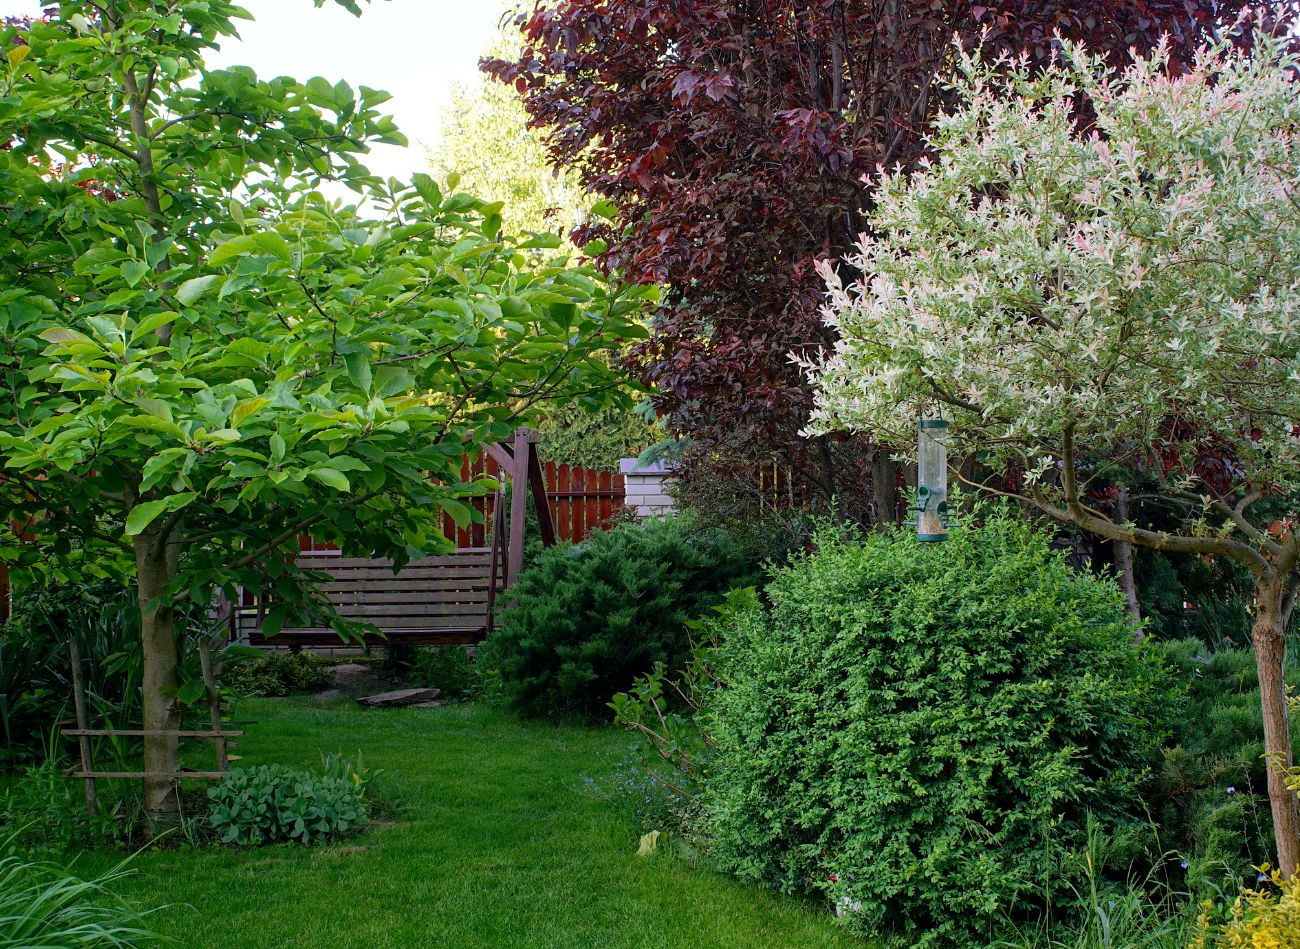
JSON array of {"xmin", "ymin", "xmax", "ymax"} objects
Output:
[{"xmin": 356, "ymin": 687, "xmax": 441, "ymax": 708}]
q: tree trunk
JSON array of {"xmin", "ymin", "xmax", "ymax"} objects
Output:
[
  {"xmin": 135, "ymin": 529, "xmax": 181, "ymax": 835},
  {"xmin": 871, "ymin": 450, "xmax": 898, "ymax": 525},
  {"xmin": 1113, "ymin": 488, "xmax": 1141, "ymax": 627},
  {"xmin": 1251, "ymin": 575, "xmax": 1299, "ymax": 877}
]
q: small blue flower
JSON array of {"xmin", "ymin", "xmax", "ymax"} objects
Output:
[
  {"xmin": 1226, "ymin": 786, "xmax": 1237, "ymax": 795},
  {"xmin": 1180, "ymin": 861, "xmax": 1189, "ymax": 870},
  {"xmin": 1258, "ymin": 873, "xmax": 1269, "ymax": 884}
]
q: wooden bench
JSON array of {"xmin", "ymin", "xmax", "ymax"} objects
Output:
[{"xmin": 234, "ymin": 547, "xmax": 503, "ymax": 647}]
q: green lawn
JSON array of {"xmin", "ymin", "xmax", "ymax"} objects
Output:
[{"xmin": 77, "ymin": 699, "xmax": 862, "ymax": 949}]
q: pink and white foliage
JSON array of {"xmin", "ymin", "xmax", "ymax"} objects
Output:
[{"xmin": 804, "ymin": 33, "xmax": 1300, "ymax": 494}]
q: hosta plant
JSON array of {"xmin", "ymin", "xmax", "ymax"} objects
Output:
[{"xmin": 207, "ymin": 764, "xmax": 366, "ymax": 846}]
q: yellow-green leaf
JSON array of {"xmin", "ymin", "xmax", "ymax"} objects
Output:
[{"xmin": 232, "ymin": 398, "xmax": 267, "ymax": 426}]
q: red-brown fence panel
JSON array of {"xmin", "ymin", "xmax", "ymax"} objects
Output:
[
  {"xmin": 293, "ymin": 450, "xmax": 627, "ymax": 555},
  {"xmin": 0, "ymin": 451, "xmax": 631, "ymax": 619}
]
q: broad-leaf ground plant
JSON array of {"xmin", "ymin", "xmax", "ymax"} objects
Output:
[
  {"xmin": 805, "ymin": 35, "xmax": 1300, "ymax": 873},
  {"xmin": 0, "ymin": 2, "xmax": 650, "ymax": 833}
]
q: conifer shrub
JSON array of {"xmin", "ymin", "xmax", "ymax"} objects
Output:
[
  {"xmin": 1149, "ymin": 638, "xmax": 1300, "ymax": 890},
  {"xmin": 704, "ymin": 509, "xmax": 1170, "ymax": 947},
  {"xmin": 482, "ymin": 516, "xmax": 752, "ymax": 719}
]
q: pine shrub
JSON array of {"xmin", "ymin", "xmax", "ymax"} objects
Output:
[
  {"xmin": 482, "ymin": 515, "xmax": 752, "ymax": 719},
  {"xmin": 704, "ymin": 509, "xmax": 1170, "ymax": 947}
]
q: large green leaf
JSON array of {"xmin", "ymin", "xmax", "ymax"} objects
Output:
[
  {"xmin": 309, "ymin": 468, "xmax": 351, "ymax": 492},
  {"xmin": 176, "ymin": 274, "xmax": 222, "ymax": 305},
  {"xmin": 124, "ymin": 499, "xmax": 171, "ymax": 537},
  {"xmin": 343, "ymin": 351, "xmax": 372, "ymax": 394}
]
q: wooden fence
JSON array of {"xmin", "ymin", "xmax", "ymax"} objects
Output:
[
  {"xmin": 0, "ymin": 453, "xmax": 625, "ymax": 628},
  {"xmin": 298, "ymin": 454, "xmax": 624, "ymax": 554}
]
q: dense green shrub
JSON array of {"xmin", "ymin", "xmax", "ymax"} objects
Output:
[
  {"xmin": 0, "ymin": 755, "xmax": 142, "ymax": 855},
  {"xmin": 0, "ymin": 854, "xmax": 163, "ymax": 947},
  {"xmin": 704, "ymin": 510, "xmax": 1170, "ymax": 947},
  {"xmin": 0, "ymin": 579, "xmax": 139, "ymax": 765},
  {"xmin": 406, "ymin": 646, "xmax": 479, "ymax": 701},
  {"xmin": 207, "ymin": 764, "xmax": 366, "ymax": 845},
  {"xmin": 609, "ymin": 587, "xmax": 751, "ymax": 805},
  {"xmin": 220, "ymin": 651, "xmax": 331, "ymax": 697},
  {"xmin": 482, "ymin": 515, "xmax": 753, "ymax": 719}
]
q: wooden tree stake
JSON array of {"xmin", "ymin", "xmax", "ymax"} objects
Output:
[
  {"xmin": 197, "ymin": 635, "xmax": 228, "ymax": 772},
  {"xmin": 66, "ymin": 637, "xmax": 99, "ymax": 816}
]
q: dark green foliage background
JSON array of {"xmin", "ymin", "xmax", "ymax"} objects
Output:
[
  {"xmin": 1149, "ymin": 638, "xmax": 1300, "ymax": 889},
  {"xmin": 0, "ymin": 579, "xmax": 140, "ymax": 765},
  {"xmin": 535, "ymin": 402, "xmax": 659, "ymax": 471},
  {"xmin": 704, "ymin": 511, "xmax": 1171, "ymax": 947},
  {"xmin": 399, "ymin": 645, "xmax": 480, "ymax": 701},
  {"xmin": 220, "ymin": 651, "xmax": 332, "ymax": 698},
  {"xmin": 1136, "ymin": 549, "xmax": 1256, "ymax": 648},
  {"xmin": 482, "ymin": 516, "xmax": 753, "ymax": 719}
]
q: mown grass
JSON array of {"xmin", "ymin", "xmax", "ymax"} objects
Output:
[{"xmin": 76, "ymin": 699, "xmax": 862, "ymax": 949}]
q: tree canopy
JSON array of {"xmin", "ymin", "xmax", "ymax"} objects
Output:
[
  {"xmin": 486, "ymin": 0, "xmax": 1285, "ymax": 524},
  {"xmin": 0, "ymin": 0, "xmax": 650, "ymax": 828},
  {"xmin": 429, "ymin": 19, "xmax": 586, "ymax": 243},
  {"xmin": 805, "ymin": 34, "xmax": 1300, "ymax": 873}
]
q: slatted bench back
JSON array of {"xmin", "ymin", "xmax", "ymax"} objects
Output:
[{"xmin": 236, "ymin": 547, "xmax": 501, "ymax": 647}]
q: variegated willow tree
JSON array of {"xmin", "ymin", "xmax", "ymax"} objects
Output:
[
  {"xmin": 0, "ymin": 1, "xmax": 651, "ymax": 832},
  {"xmin": 804, "ymin": 35, "xmax": 1300, "ymax": 873}
]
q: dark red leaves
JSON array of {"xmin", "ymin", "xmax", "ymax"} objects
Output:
[{"xmin": 484, "ymin": 0, "xmax": 1269, "ymax": 517}]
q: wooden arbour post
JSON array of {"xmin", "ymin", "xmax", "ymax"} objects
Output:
[{"xmin": 483, "ymin": 428, "xmax": 557, "ymax": 589}]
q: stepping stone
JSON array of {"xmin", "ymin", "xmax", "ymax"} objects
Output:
[{"xmin": 355, "ymin": 687, "xmax": 441, "ymax": 708}]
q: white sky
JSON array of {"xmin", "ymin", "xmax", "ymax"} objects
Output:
[{"xmin": 0, "ymin": 0, "xmax": 505, "ymax": 182}]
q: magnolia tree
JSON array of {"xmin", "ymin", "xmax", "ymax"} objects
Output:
[
  {"xmin": 0, "ymin": 2, "xmax": 650, "ymax": 830},
  {"xmin": 805, "ymin": 37, "xmax": 1300, "ymax": 873}
]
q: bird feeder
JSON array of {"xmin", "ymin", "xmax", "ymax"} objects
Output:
[{"xmin": 915, "ymin": 417, "xmax": 949, "ymax": 542}]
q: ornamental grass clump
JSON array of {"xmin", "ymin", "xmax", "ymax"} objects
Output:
[
  {"xmin": 0, "ymin": 854, "xmax": 164, "ymax": 947},
  {"xmin": 704, "ymin": 509, "xmax": 1170, "ymax": 947}
]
